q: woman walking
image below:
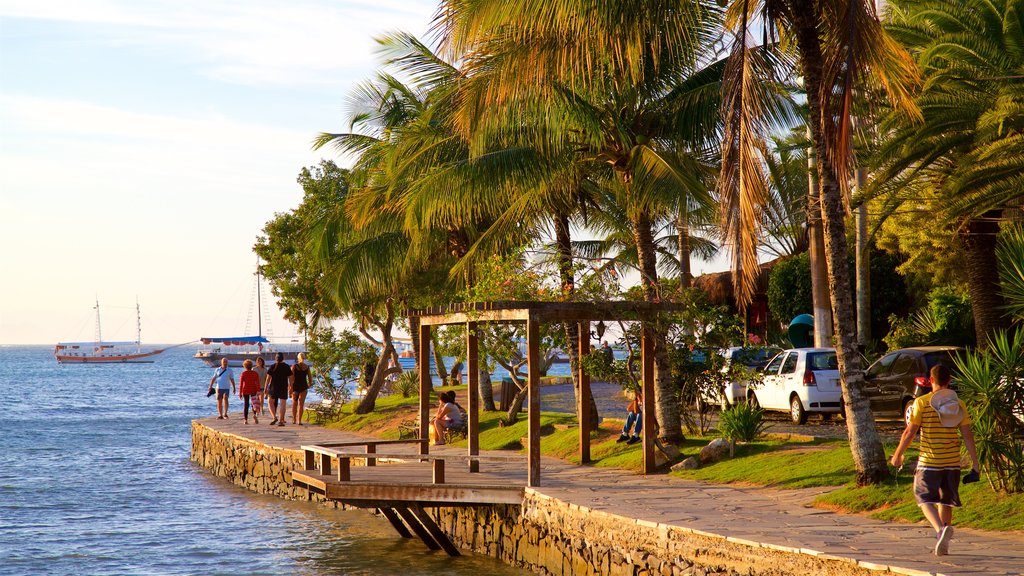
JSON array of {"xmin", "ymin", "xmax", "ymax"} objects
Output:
[
  {"xmin": 290, "ymin": 353, "xmax": 311, "ymax": 425},
  {"xmin": 265, "ymin": 353, "xmax": 291, "ymax": 427},
  {"xmin": 253, "ymin": 356, "xmax": 268, "ymax": 420},
  {"xmin": 238, "ymin": 359, "xmax": 260, "ymax": 424}
]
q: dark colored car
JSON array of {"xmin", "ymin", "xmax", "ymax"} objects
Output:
[{"xmin": 863, "ymin": 346, "xmax": 965, "ymax": 421}]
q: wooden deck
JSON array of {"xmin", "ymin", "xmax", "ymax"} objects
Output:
[{"xmin": 291, "ymin": 442, "xmax": 526, "ymax": 555}]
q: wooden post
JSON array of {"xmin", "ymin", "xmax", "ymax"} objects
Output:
[
  {"xmin": 304, "ymin": 449, "xmax": 315, "ymax": 471},
  {"xmin": 337, "ymin": 456, "xmax": 350, "ymax": 482},
  {"xmin": 578, "ymin": 321, "xmax": 591, "ymax": 464},
  {"xmin": 366, "ymin": 443, "xmax": 376, "ymax": 467},
  {"xmin": 319, "ymin": 452, "xmax": 332, "ymax": 477},
  {"xmin": 432, "ymin": 459, "xmax": 446, "ymax": 484},
  {"xmin": 467, "ymin": 322, "xmax": 480, "ymax": 473},
  {"xmin": 419, "ymin": 322, "xmax": 431, "ymax": 456},
  {"xmin": 527, "ymin": 315, "xmax": 541, "ymax": 487},
  {"xmin": 641, "ymin": 323, "xmax": 656, "ymax": 474}
]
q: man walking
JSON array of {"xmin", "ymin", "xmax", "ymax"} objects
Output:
[{"xmin": 890, "ymin": 364, "xmax": 980, "ymax": 556}]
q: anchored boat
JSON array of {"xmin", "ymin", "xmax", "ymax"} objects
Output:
[{"xmin": 55, "ymin": 300, "xmax": 168, "ymax": 364}]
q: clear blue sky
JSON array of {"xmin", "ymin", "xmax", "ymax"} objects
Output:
[{"xmin": 0, "ymin": 0, "xmax": 437, "ymax": 344}]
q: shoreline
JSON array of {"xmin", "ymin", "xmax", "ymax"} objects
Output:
[{"xmin": 190, "ymin": 416, "xmax": 1024, "ymax": 575}]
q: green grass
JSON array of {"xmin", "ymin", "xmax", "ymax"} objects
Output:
[
  {"xmin": 312, "ymin": 393, "xmax": 1024, "ymax": 531},
  {"xmin": 669, "ymin": 438, "xmax": 859, "ymax": 488}
]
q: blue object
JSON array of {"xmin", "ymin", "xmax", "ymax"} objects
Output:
[{"xmin": 788, "ymin": 314, "xmax": 815, "ymax": 348}]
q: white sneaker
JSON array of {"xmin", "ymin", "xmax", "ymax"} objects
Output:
[{"xmin": 934, "ymin": 525, "xmax": 953, "ymax": 556}]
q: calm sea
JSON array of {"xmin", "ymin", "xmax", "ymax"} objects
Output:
[{"xmin": 0, "ymin": 346, "xmax": 526, "ymax": 576}]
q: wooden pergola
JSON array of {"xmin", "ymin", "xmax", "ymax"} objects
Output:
[{"xmin": 409, "ymin": 301, "xmax": 683, "ymax": 487}]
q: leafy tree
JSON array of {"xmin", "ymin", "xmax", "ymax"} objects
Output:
[
  {"xmin": 306, "ymin": 327, "xmax": 377, "ymax": 412},
  {"xmin": 873, "ymin": 0, "xmax": 1024, "ymax": 347}
]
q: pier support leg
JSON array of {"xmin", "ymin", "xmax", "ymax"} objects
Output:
[
  {"xmin": 410, "ymin": 504, "xmax": 461, "ymax": 557},
  {"xmin": 378, "ymin": 507, "xmax": 413, "ymax": 539},
  {"xmin": 394, "ymin": 505, "xmax": 442, "ymax": 552}
]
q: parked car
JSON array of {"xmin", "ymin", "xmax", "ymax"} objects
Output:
[
  {"xmin": 720, "ymin": 346, "xmax": 783, "ymax": 409},
  {"xmin": 749, "ymin": 348, "xmax": 842, "ymax": 424},
  {"xmin": 863, "ymin": 346, "xmax": 965, "ymax": 422}
]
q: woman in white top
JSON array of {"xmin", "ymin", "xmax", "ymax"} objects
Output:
[{"xmin": 430, "ymin": 391, "xmax": 463, "ymax": 445}]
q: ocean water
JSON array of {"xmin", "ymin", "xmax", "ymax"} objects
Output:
[{"xmin": 0, "ymin": 346, "xmax": 526, "ymax": 576}]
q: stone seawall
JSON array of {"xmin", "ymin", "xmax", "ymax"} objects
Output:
[{"xmin": 192, "ymin": 422, "xmax": 888, "ymax": 576}]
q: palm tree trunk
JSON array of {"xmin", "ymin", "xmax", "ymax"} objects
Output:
[
  {"xmin": 632, "ymin": 210, "xmax": 683, "ymax": 443},
  {"xmin": 554, "ymin": 214, "xmax": 599, "ymax": 428},
  {"xmin": 677, "ymin": 209, "xmax": 691, "ymax": 288},
  {"xmin": 431, "ymin": 331, "xmax": 448, "ymax": 385},
  {"xmin": 961, "ymin": 211, "xmax": 1010, "ymax": 348},
  {"xmin": 791, "ymin": 4, "xmax": 888, "ymax": 484},
  {"xmin": 806, "ymin": 126, "xmax": 833, "ymax": 348}
]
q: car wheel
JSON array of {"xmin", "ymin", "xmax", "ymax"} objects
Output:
[
  {"xmin": 790, "ymin": 396, "xmax": 808, "ymax": 425},
  {"xmin": 748, "ymin": 393, "xmax": 760, "ymax": 410},
  {"xmin": 695, "ymin": 397, "xmax": 711, "ymax": 414},
  {"xmin": 902, "ymin": 398, "xmax": 914, "ymax": 425}
]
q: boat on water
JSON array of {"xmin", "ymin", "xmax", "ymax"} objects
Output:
[
  {"xmin": 194, "ymin": 262, "xmax": 305, "ymax": 368},
  {"xmin": 55, "ymin": 300, "xmax": 168, "ymax": 364},
  {"xmin": 193, "ymin": 336, "xmax": 304, "ymax": 368}
]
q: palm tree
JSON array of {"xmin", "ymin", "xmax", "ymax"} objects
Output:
[
  {"xmin": 871, "ymin": 0, "xmax": 1024, "ymax": 347},
  {"xmin": 718, "ymin": 0, "xmax": 920, "ymax": 484},
  {"xmin": 432, "ymin": 0, "xmax": 726, "ymax": 443}
]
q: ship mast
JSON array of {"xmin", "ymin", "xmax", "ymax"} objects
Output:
[
  {"xmin": 94, "ymin": 297, "xmax": 102, "ymax": 343},
  {"xmin": 135, "ymin": 298, "xmax": 142, "ymax": 349},
  {"xmin": 256, "ymin": 259, "xmax": 262, "ymax": 338}
]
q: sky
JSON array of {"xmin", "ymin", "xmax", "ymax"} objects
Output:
[
  {"xmin": 1, "ymin": 0, "xmax": 732, "ymax": 346},
  {"xmin": 0, "ymin": 0, "xmax": 439, "ymax": 345}
]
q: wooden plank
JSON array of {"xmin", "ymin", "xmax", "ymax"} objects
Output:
[
  {"xmin": 578, "ymin": 321, "xmax": 591, "ymax": 464},
  {"xmin": 300, "ymin": 446, "xmax": 524, "ymax": 463},
  {"xmin": 378, "ymin": 507, "xmax": 413, "ymax": 539},
  {"xmin": 410, "ymin": 503, "xmax": 461, "ymax": 556},
  {"xmin": 419, "ymin": 322, "xmax": 431, "ymax": 456},
  {"xmin": 417, "ymin": 309, "xmax": 530, "ymax": 325},
  {"xmin": 467, "ymin": 322, "xmax": 479, "ymax": 473},
  {"xmin": 527, "ymin": 315, "xmax": 541, "ymax": 488},
  {"xmin": 394, "ymin": 505, "xmax": 442, "ymax": 551},
  {"xmin": 291, "ymin": 471, "xmax": 525, "ymax": 505},
  {"xmin": 641, "ymin": 324, "xmax": 656, "ymax": 474}
]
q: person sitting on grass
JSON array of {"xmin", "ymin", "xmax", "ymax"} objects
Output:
[
  {"xmin": 429, "ymin": 391, "xmax": 464, "ymax": 446},
  {"xmin": 617, "ymin": 389, "xmax": 642, "ymax": 445}
]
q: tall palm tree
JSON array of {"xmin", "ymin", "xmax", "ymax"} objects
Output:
[
  {"xmin": 719, "ymin": 0, "xmax": 919, "ymax": 483},
  {"xmin": 432, "ymin": 0, "xmax": 726, "ymax": 443},
  {"xmin": 872, "ymin": 0, "xmax": 1024, "ymax": 347}
]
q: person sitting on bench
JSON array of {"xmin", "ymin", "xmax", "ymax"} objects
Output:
[{"xmin": 430, "ymin": 391, "xmax": 464, "ymax": 445}]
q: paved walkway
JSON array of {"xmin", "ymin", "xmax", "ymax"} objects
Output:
[{"xmin": 200, "ymin": 416, "xmax": 1023, "ymax": 576}]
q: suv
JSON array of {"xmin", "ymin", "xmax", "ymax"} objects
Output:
[
  {"xmin": 864, "ymin": 346, "xmax": 965, "ymax": 422},
  {"xmin": 720, "ymin": 346, "xmax": 783, "ymax": 408},
  {"xmin": 750, "ymin": 348, "xmax": 842, "ymax": 424}
]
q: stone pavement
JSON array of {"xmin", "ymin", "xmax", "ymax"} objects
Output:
[{"xmin": 202, "ymin": 416, "xmax": 1024, "ymax": 576}]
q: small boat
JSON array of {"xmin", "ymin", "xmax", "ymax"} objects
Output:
[
  {"xmin": 193, "ymin": 261, "xmax": 304, "ymax": 368},
  {"xmin": 193, "ymin": 336, "xmax": 304, "ymax": 368},
  {"xmin": 55, "ymin": 300, "xmax": 167, "ymax": 364}
]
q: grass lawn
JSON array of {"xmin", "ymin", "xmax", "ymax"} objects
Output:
[{"xmin": 313, "ymin": 391, "xmax": 1024, "ymax": 531}]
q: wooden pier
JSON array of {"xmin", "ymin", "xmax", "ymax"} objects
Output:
[{"xmin": 291, "ymin": 440, "xmax": 525, "ymax": 555}]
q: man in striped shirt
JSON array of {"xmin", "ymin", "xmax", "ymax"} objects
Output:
[{"xmin": 891, "ymin": 364, "xmax": 980, "ymax": 556}]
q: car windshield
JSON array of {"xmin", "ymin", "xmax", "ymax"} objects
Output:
[
  {"xmin": 730, "ymin": 347, "xmax": 780, "ymax": 368},
  {"xmin": 807, "ymin": 351, "xmax": 838, "ymax": 371}
]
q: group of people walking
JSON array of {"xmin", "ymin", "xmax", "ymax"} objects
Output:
[{"xmin": 208, "ymin": 352, "xmax": 312, "ymax": 426}]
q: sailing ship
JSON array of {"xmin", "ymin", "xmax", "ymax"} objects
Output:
[
  {"xmin": 55, "ymin": 300, "xmax": 168, "ymax": 364},
  {"xmin": 194, "ymin": 263, "xmax": 304, "ymax": 367}
]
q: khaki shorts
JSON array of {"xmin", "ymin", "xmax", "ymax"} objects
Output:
[{"xmin": 913, "ymin": 467, "xmax": 962, "ymax": 507}]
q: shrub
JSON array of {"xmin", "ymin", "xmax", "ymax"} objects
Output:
[
  {"xmin": 884, "ymin": 285, "xmax": 975, "ymax": 349},
  {"xmin": 955, "ymin": 329, "xmax": 1024, "ymax": 493},
  {"xmin": 392, "ymin": 370, "xmax": 419, "ymax": 398},
  {"xmin": 718, "ymin": 402, "xmax": 768, "ymax": 443}
]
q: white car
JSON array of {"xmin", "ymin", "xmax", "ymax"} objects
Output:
[
  {"xmin": 749, "ymin": 348, "xmax": 843, "ymax": 424},
  {"xmin": 720, "ymin": 346, "xmax": 783, "ymax": 408}
]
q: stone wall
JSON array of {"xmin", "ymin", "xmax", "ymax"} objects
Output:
[
  {"xmin": 431, "ymin": 492, "xmax": 883, "ymax": 576},
  {"xmin": 193, "ymin": 422, "xmax": 892, "ymax": 576},
  {"xmin": 190, "ymin": 421, "xmax": 331, "ymax": 504}
]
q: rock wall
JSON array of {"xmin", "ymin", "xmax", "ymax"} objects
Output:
[
  {"xmin": 430, "ymin": 492, "xmax": 882, "ymax": 576},
  {"xmin": 190, "ymin": 421, "xmax": 331, "ymax": 504},
  {"xmin": 193, "ymin": 422, "xmax": 889, "ymax": 576}
]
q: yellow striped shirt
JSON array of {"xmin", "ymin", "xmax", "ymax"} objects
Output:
[{"xmin": 910, "ymin": 392, "xmax": 971, "ymax": 468}]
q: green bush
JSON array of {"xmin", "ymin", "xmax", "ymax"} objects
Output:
[
  {"xmin": 884, "ymin": 285, "xmax": 975, "ymax": 349},
  {"xmin": 392, "ymin": 370, "xmax": 419, "ymax": 398},
  {"xmin": 955, "ymin": 329, "xmax": 1024, "ymax": 493},
  {"xmin": 718, "ymin": 402, "xmax": 768, "ymax": 443}
]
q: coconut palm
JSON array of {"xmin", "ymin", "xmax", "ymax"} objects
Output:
[
  {"xmin": 871, "ymin": 0, "xmax": 1024, "ymax": 347},
  {"xmin": 432, "ymin": 0, "xmax": 727, "ymax": 443},
  {"xmin": 718, "ymin": 0, "xmax": 920, "ymax": 483}
]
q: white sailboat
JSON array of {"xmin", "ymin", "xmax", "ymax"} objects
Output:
[{"xmin": 54, "ymin": 299, "xmax": 167, "ymax": 364}]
